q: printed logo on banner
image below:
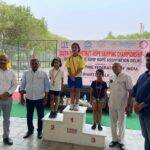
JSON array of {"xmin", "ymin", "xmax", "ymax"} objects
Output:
[
  {"xmin": 84, "ymin": 41, "xmax": 92, "ymax": 49},
  {"xmin": 139, "ymin": 40, "xmax": 148, "ymax": 49},
  {"xmin": 123, "ymin": 41, "xmax": 137, "ymax": 47},
  {"xmin": 61, "ymin": 41, "xmax": 69, "ymax": 48}
]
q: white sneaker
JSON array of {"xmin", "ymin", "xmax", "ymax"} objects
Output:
[
  {"xmin": 74, "ymin": 104, "xmax": 79, "ymax": 111},
  {"xmin": 70, "ymin": 104, "xmax": 74, "ymax": 110}
]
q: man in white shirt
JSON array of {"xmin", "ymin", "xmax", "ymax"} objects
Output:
[
  {"xmin": 20, "ymin": 58, "xmax": 50, "ymax": 139},
  {"xmin": 109, "ymin": 63, "xmax": 133, "ymax": 150},
  {"xmin": 0, "ymin": 54, "xmax": 17, "ymax": 145}
]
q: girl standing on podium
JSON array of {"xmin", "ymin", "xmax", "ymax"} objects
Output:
[
  {"xmin": 49, "ymin": 57, "xmax": 64, "ymax": 118},
  {"xmin": 90, "ymin": 69, "xmax": 107, "ymax": 130},
  {"xmin": 65, "ymin": 43, "xmax": 85, "ymax": 111}
]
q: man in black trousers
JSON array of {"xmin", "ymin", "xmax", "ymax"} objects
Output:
[{"xmin": 20, "ymin": 58, "xmax": 50, "ymax": 139}]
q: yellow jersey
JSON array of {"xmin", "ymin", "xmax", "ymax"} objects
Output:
[{"xmin": 65, "ymin": 55, "xmax": 85, "ymax": 77}]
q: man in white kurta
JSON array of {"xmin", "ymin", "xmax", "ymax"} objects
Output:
[{"xmin": 109, "ymin": 63, "xmax": 133, "ymax": 150}]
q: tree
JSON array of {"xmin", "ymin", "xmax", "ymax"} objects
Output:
[
  {"xmin": 0, "ymin": 1, "xmax": 65, "ymax": 44},
  {"xmin": 105, "ymin": 31, "xmax": 150, "ymax": 39},
  {"xmin": 105, "ymin": 32, "xmax": 116, "ymax": 39}
]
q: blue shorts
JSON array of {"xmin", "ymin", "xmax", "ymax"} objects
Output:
[
  {"xmin": 49, "ymin": 90, "xmax": 60, "ymax": 96},
  {"xmin": 68, "ymin": 76, "xmax": 83, "ymax": 88}
]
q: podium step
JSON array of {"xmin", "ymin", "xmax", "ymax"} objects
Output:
[
  {"xmin": 81, "ymin": 124, "xmax": 106, "ymax": 147},
  {"xmin": 43, "ymin": 113, "xmax": 63, "ymax": 122},
  {"xmin": 63, "ymin": 105, "xmax": 87, "ymax": 114},
  {"xmin": 83, "ymin": 124, "xmax": 106, "ymax": 136},
  {"xmin": 43, "ymin": 106, "xmax": 106, "ymax": 148}
]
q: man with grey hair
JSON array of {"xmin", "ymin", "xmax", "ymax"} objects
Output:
[
  {"xmin": 0, "ymin": 54, "xmax": 17, "ymax": 145},
  {"xmin": 109, "ymin": 63, "xmax": 133, "ymax": 150}
]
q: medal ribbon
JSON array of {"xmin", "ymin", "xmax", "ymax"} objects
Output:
[
  {"xmin": 96, "ymin": 81, "xmax": 102, "ymax": 99},
  {"xmin": 52, "ymin": 69, "xmax": 60, "ymax": 84}
]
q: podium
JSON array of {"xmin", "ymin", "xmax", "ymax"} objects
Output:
[{"xmin": 43, "ymin": 106, "xmax": 106, "ymax": 148}]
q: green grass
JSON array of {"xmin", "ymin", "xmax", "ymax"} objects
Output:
[{"xmin": 11, "ymin": 102, "xmax": 141, "ymax": 130}]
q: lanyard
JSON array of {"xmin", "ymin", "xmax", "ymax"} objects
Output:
[
  {"xmin": 52, "ymin": 69, "xmax": 60, "ymax": 84},
  {"xmin": 96, "ymin": 81, "xmax": 103, "ymax": 99}
]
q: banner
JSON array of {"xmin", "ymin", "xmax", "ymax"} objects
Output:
[{"xmin": 57, "ymin": 40, "xmax": 150, "ymax": 86}]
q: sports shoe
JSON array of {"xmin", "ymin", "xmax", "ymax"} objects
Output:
[
  {"xmin": 53, "ymin": 111, "xmax": 57, "ymax": 118},
  {"xmin": 70, "ymin": 104, "xmax": 74, "ymax": 110},
  {"xmin": 91, "ymin": 123, "xmax": 96, "ymax": 130},
  {"xmin": 109, "ymin": 141, "xmax": 118, "ymax": 147},
  {"xmin": 74, "ymin": 104, "xmax": 79, "ymax": 111},
  {"xmin": 98, "ymin": 124, "xmax": 103, "ymax": 131},
  {"xmin": 49, "ymin": 111, "xmax": 54, "ymax": 118}
]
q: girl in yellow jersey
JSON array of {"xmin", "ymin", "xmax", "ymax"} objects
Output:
[{"xmin": 65, "ymin": 43, "xmax": 85, "ymax": 111}]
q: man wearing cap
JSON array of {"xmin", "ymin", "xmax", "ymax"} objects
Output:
[
  {"xmin": 0, "ymin": 54, "xmax": 17, "ymax": 145},
  {"xmin": 20, "ymin": 58, "xmax": 50, "ymax": 139}
]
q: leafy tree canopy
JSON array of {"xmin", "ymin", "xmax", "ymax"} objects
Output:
[
  {"xmin": 0, "ymin": 1, "xmax": 66, "ymax": 44},
  {"xmin": 105, "ymin": 31, "xmax": 150, "ymax": 39}
]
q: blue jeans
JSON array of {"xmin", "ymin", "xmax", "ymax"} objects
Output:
[
  {"xmin": 26, "ymin": 99, "xmax": 44, "ymax": 133},
  {"xmin": 139, "ymin": 114, "xmax": 150, "ymax": 150}
]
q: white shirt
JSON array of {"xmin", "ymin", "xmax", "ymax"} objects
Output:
[
  {"xmin": 0, "ymin": 69, "xmax": 17, "ymax": 95},
  {"xmin": 20, "ymin": 69, "xmax": 50, "ymax": 100},
  {"xmin": 49, "ymin": 68, "xmax": 64, "ymax": 91},
  {"xmin": 109, "ymin": 73, "xmax": 133, "ymax": 109}
]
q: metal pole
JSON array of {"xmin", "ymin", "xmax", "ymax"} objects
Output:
[
  {"xmin": 17, "ymin": 41, "xmax": 20, "ymax": 82},
  {"xmin": 140, "ymin": 22, "xmax": 144, "ymax": 39}
]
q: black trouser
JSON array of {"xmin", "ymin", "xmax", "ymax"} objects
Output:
[{"xmin": 26, "ymin": 99, "xmax": 44, "ymax": 133}]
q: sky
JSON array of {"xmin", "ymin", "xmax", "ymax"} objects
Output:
[{"xmin": 3, "ymin": 0, "xmax": 150, "ymax": 40}]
